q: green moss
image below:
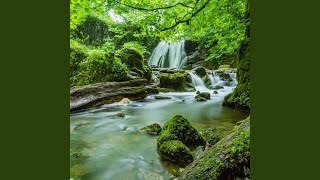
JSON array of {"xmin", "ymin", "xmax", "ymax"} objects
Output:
[
  {"xmin": 201, "ymin": 128, "xmax": 225, "ymax": 145},
  {"xmin": 159, "ymin": 140, "xmax": 193, "ymax": 166},
  {"xmin": 180, "ymin": 117, "xmax": 250, "ymax": 180},
  {"xmin": 160, "ymin": 115, "xmax": 206, "ymax": 149},
  {"xmin": 218, "ymin": 65, "xmax": 230, "ymax": 69},
  {"xmin": 118, "ymin": 47, "xmax": 144, "ymax": 69},
  {"xmin": 159, "ymin": 72, "xmax": 190, "ymax": 91},
  {"xmin": 223, "ymin": 39, "xmax": 250, "ymax": 111},
  {"xmin": 195, "ymin": 96, "xmax": 207, "ymax": 102},
  {"xmin": 195, "ymin": 92, "xmax": 210, "ymax": 100},
  {"xmin": 157, "ymin": 130, "xmax": 178, "ymax": 148}
]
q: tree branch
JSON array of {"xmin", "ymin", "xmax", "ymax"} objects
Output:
[
  {"xmin": 116, "ymin": 1, "xmax": 192, "ymax": 11},
  {"xmin": 160, "ymin": 0, "xmax": 210, "ymax": 31}
]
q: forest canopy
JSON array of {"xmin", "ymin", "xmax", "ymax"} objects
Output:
[{"xmin": 71, "ymin": 0, "xmax": 249, "ymax": 61}]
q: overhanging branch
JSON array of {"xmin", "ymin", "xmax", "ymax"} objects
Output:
[{"xmin": 116, "ymin": 1, "xmax": 193, "ymax": 11}]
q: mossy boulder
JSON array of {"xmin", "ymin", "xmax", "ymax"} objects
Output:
[
  {"xmin": 195, "ymin": 92, "xmax": 210, "ymax": 100},
  {"xmin": 212, "ymin": 84, "xmax": 224, "ymax": 90},
  {"xmin": 117, "ymin": 47, "xmax": 152, "ymax": 81},
  {"xmin": 195, "ymin": 96, "xmax": 207, "ymax": 102},
  {"xmin": 140, "ymin": 123, "xmax": 162, "ymax": 135},
  {"xmin": 118, "ymin": 47, "xmax": 144, "ymax": 69},
  {"xmin": 157, "ymin": 115, "xmax": 205, "ymax": 149},
  {"xmin": 159, "ymin": 71, "xmax": 191, "ymax": 91},
  {"xmin": 193, "ymin": 66, "xmax": 207, "ymax": 78},
  {"xmin": 159, "ymin": 140, "xmax": 193, "ymax": 166},
  {"xmin": 180, "ymin": 117, "xmax": 250, "ymax": 180},
  {"xmin": 213, "ymin": 91, "xmax": 218, "ymax": 94}
]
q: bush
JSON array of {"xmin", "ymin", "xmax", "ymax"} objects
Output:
[
  {"xmin": 70, "ymin": 49, "xmax": 129, "ymax": 86},
  {"xmin": 70, "ymin": 40, "xmax": 88, "ymax": 77}
]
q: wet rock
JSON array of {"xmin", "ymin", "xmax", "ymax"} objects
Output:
[
  {"xmin": 70, "ymin": 79, "xmax": 154, "ymax": 112},
  {"xmin": 157, "ymin": 115, "xmax": 205, "ymax": 150},
  {"xmin": 213, "ymin": 91, "xmax": 218, "ymax": 94},
  {"xmin": 212, "ymin": 84, "xmax": 224, "ymax": 90},
  {"xmin": 180, "ymin": 117, "xmax": 250, "ymax": 180},
  {"xmin": 159, "ymin": 71, "xmax": 191, "ymax": 91},
  {"xmin": 159, "ymin": 140, "xmax": 193, "ymax": 166},
  {"xmin": 154, "ymin": 96, "xmax": 171, "ymax": 100},
  {"xmin": 140, "ymin": 123, "xmax": 162, "ymax": 135},
  {"xmin": 114, "ymin": 112, "xmax": 125, "ymax": 118},
  {"xmin": 195, "ymin": 96, "xmax": 207, "ymax": 102},
  {"xmin": 195, "ymin": 92, "xmax": 210, "ymax": 102},
  {"xmin": 138, "ymin": 168, "xmax": 164, "ymax": 180},
  {"xmin": 193, "ymin": 66, "xmax": 207, "ymax": 78},
  {"xmin": 196, "ymin": 91, "xmax": 200, "ymax": 94}
]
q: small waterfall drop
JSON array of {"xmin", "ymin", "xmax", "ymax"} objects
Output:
[
  {"xmin": 148, "ymin": 40, "xmax": 187, "ymax": 69},
  {"xmin": 188, "ymin": 72, "xmax": 209, "ymax": 92}
]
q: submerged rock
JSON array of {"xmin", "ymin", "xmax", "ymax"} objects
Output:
[
  {"xmin": 140, "ymin": 123, "xmax": 162, "ymax": 135},
  {"xmin": 159, "ymin": 140, "xmax": 193, "ymax": 166},
  {"xmin": 180, "ymin": 117, "xmax": 250, "ymax": 180},
  {"xmin": 114, "ymin": 112, "xmax": 125, "ymax": 118},
  {"xmin": 195, "ymin": 92, "xmax": 210, "ymax": 102},
  {"xmin": 154, "ymin": 96, "xmax": 171, "ymax": 100},
  {"xmin": 213, "ymin": 91, "xmax": 218, "ymax": 94},
  {"xmin": 212, "ymin": 84, "xmax": 224, "ymax": 90}
]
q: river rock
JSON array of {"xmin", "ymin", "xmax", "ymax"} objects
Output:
[
  {"xmin": 180, "ymin": 117, "xmax": 250, "ymax": 180},
  {"xmin": 193, "ymin": 66, "xmax": 207, "ymax": 78},
  {"xmin": 159, "ymin": 70, "xmax": 191, "ymax": 91},
  {"xmin": 212, "ymin": 84, "xmax": 224, "ymax": 90},
  {"xmin": 157, "ymin": 115, "xmax": 205, "ymax": 166},
  {"xmin": 140, "ymin": 123, "xmax": 162, "ymax": 135},
  {"xmin": 158, "ymin": 140, "xmax": 193, "ymax": 166},
  {"xmin": 114, "ymin": 112, "xmax": 125, "ymax": 118},
  {"xmin": 70, "ymin": 79, "xmax": 155, "ymax": 112},
  {"xmin": 195, "ymin": 92, "xmax": 210, "ymax": 102},
  {"xmin": 154, "ymin": 96, "xmax": 171, "ymax": 100},
  {"xmin": 213, "ymin": 91, "xmax": 218, "ymax": 94}
]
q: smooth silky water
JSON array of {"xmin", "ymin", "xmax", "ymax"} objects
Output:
[{"xmin": 70, "ymin": 88, "xmax": 249, "ymax": 180}]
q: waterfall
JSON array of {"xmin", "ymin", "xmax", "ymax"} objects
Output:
[
  {"xmin": 148, "ymin": 40, "xmax": 187, "ymax": 69},
  {"xmin": 188, "ymin": 72, "xmax": 209, "ymax": 92}
]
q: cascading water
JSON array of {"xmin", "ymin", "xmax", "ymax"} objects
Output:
[
  {"xmin": 188, "ymin": 72, "xmax": 209, "ymax": 92},
  {"xmin": 148, "ymin": 40, "xmax": 187, "ymax": 69}
]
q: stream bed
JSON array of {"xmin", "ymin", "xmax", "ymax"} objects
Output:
[{"xmin": 70, "ymin": 85, "xmax": 249, "ymax": 180}]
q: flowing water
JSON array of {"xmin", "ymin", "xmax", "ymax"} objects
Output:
[
  {"xmin": 148, "ymin": 41, "xmax": 187, "ymax": 69},
  {"xmin": 70, "ymin": 70, "xmax": 249, "ymax": 180},
  {"xmin": 188, "ymin": 72, "xmax": 208, "ymax": 92}
]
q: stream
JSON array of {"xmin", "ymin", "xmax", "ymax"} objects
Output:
[{"xmin": 70, "ymin": 87, "xmax": 248, "ymax": 180}]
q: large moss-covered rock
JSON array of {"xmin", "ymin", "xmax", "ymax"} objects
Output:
[
  {"xmin": 118, "ymin": 47, "xmax": 152, "ymax": 81},
  {"xmin": 159, "ymin": 140, "xmax": 193, "ymax": 166},
  {"xmin": 159, "ymin": 71, "xmax": 191, "ymax": 91},
  {"xmin": 157, "ymin": 115, "xmax": 206, "ymax": 149},
  {"xmin": 223, "ymin": 39, "xmax": 250, "ymax": 111},
  {"xmin": 180, "ymin": 117, "xmax": 250, "ymax": 180}
]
